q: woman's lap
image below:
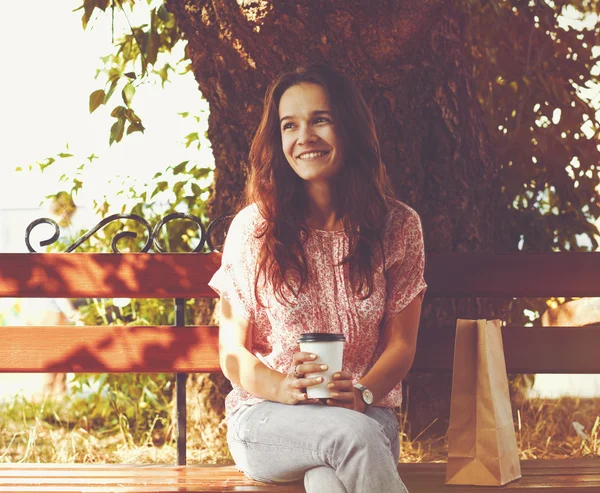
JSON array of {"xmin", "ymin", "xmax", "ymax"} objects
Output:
[{"xmin": 227, "ymin": 401, "xmax": 400, "ymax": 484}]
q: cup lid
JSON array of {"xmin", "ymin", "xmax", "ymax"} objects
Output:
[{"xmin": 299, "ymin": 333, "xmax": 346, "ymax": 343}]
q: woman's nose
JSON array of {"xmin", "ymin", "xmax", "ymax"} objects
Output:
[{"xmin": 298, "ymin": 125, "xmax": 317, "ymax": 144}]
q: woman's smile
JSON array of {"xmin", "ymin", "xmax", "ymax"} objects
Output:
[{"xmin": 279, "ymin": 82, "xmax": 344, "ymax": 184}]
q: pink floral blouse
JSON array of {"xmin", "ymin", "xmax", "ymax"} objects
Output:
[{"xmin": 208, "ymin": 199, "xmax": 427, "ymax": 422}]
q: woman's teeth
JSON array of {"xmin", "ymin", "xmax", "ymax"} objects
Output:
[{"xmin": 298, "ymin": 151, "xmax": 327, "ymax": 160}]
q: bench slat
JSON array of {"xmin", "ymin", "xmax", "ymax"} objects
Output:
[
  {"xmin": 413, "ymin": 325, "xmax": 600, "ymax": 373},
  {"xmin": 3, "ymin": 252, "xmax": 600, "ymax": 299},
  {"xmin": 426, "ymin": 252, "xmax": 600, "ymax": 297},
  {"xmin": 0, "ymin": 253, "xmax": 221, "ymax": 299},
  {"xmin": 0, "ymin": 460, "xmax": 598, "ymax": 492},
  {"xmin": 0, "ymin": 326, "xmax": 219, "ymax": 373},
  {"xmin": 1, "ymin": 325, "xmax": 599, "ymax": 374}
]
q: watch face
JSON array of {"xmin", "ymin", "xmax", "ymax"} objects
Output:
[{"xmin": 363, "ymin": 388, "xmax": 374, "ymax": 405}]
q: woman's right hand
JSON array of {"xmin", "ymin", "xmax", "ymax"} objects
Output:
[{"xmin": 278, "ymin": 351, "xmax": 328, "ymax": 405}]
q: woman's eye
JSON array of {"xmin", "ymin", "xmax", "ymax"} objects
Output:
[
  {"xmin": 282, "ymin": 122, "xmax": 294, "ymax": 130},
  {"xmin": 314, "ymin": 117, "xmax": 330, "ymax": 124}
]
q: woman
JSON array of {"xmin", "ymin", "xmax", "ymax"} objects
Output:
[{"xmin": 209, "ymin": 63, "xmax": 426, "ymax": 493}]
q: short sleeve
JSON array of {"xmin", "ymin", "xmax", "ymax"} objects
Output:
[
  {"xmin": 383, "ymin": 207, "xmax": 427, "ymax": 322},
  {"xmin": 208, "ymin": 206, "xmax": 260, "ymax": 322}
]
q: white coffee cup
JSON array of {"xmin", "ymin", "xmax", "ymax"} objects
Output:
[{"xmin": 299, "ymin": 333, "xmax": 345, "ymax": 399}]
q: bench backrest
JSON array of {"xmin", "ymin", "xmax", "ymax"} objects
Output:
[{"xmin": 1, "ymin": 252, "xmax": 599, "ymax": 375}]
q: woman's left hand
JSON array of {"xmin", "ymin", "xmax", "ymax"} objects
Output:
[{"xmin": 325, "ymin": 371, "xmax": 366, "ymax": 413}]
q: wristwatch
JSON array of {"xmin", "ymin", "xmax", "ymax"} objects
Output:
[{"xmin": 353, "ymin": 383, "xmax": 374, "ymax": 408}]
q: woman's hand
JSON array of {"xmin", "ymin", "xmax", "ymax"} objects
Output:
[
  {"xmin": 326, "ymin": 371, "xmax": 366, "ymax": 413},
  {"xmin": 277, "ymin": 351, "xmax": 328, "ymax": 405}
]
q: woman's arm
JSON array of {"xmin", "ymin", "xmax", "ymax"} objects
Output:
[
  {"xmin": 358, "ymin": 293, "xmax": 423, "ymax": 403},
  {"xmin": 219, "ymin": 296, "xmax": 324, "ymax": 404},
  {"xmin": 326, "ymin": 293, "xmax": 423, "ymax": 411}
]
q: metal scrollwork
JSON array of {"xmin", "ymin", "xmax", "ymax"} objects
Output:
[
  {"xmin": 205, "ymin": 215, "xmax": 233, "ymax": 253},
  {"xmin": 152, "ymin": 212, "xmax": 206, "ymax": 253},
  {"xmin": 25, "ymin": 213, "xmax": 232, "ymax": 253}
]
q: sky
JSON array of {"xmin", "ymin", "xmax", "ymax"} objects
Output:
[{"xmin": 0, "ymin": 0, "xmax": 211, "ymax": 212}]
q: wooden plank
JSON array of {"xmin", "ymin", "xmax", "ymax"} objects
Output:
[
  {"xmin": 426, "ymin": 252, "xmax": 600, "ymax": 297},
  {"xmin": 0, "ymin": 326, "xmax": 220, "ymax": 373},
  {"xmin": 0, "ymin": 461, "xmax": 599, "ymax": 492},
  {"xmin": 0, "ymin": 464, "xmax": 303, "ymax": 492},
  {"xmin": 398, "ymin": 459, "xmax": 600, "ymax": 492},
  {"xmin": 4, "ymin": 252, "xmax": 600, "ymax": 300},
  {"xmin": 412, "ymin": 325, "xmax": 600, "ymax": 373},
  {"xmin": 2, "ymin": 324, "xmax": 599, "ymax": 374},
  {"xmin": 0, "ymin": 253, "xmax": 221, "ymax": 299}
]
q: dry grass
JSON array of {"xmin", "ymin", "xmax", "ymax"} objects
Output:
[
  {"xmin": 397, "ymin": 395, "xmax": 600, "ymax": 463},
  {"xmin": 1, "ymin": 391, "xmax": 598, "ymax": 464}
]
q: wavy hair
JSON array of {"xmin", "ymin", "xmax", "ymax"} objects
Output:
[{"xmin": 245, "ymin": 63, "xmax": 394, "ymax": 305}]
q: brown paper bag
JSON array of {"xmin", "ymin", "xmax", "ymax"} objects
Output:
[{"xmin": 445, "ymin": 319, "xmax": 522, "ymax": 486}]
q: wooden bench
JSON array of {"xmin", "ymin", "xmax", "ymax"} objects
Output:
[{"xmin": 1, "ymin": 251, "xmax": 599, "ymax": 492}]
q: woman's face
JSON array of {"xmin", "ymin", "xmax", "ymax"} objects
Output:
[{"xmin": 278, "ymin": 82, "xmax": 344, "ymax": 185}]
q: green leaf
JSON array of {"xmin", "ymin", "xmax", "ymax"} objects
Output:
[
  {"xmin": 111, "ymin": 105, "xmax": 127, "ymax": 118},
  {"xmin": 126, "ymin": 122, "xmax": 145, "ymax": 135},
  {"xmin": 105, "ymin": 80, "xmax": 118, "ymax": 103},
  {"xmin": 38, "ymin": 157, "xmax": 55, "ymax": 171},
  {"xmin": 151, "ymin": 181, "xmax": 169, "ymax": 199},
  {"xmin": 58, "ymin": 153, "xmax": 74, "ymax": 158},
  {"xmin": 89, "ymin": 89, "xmax": 106, "ymax": 113},
  {"xmin": 173, "ymin": 181, "xmax": 185, "ymax": 196},
  {"xmin": 81, "ymin": 0, "xmax": 96, "ymax": 29},
  {"xmin": 191, "ymin": 183, "xmax": 201, "ymax": 196},
  {"xmin": 184, "ymin": 132, "xmax": 199, "ymax": 148},
  {"xmin": 157, "ymin": 4, "xmax": 171, "ymax": 22},
  {"xmin": 109, "ymin": 118, "xmax": 126, "ymax": 146},
  {"xmin": 172, "ymin": 161, "xmax": 189, "ymax": 175},
  {"xmin": 122, "ymin": 83, "xmax": 135, "ymax": 106}
]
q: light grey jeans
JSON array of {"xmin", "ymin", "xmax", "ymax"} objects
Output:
[{"xmin": 227, "ymin": 401, "xmax": 408, "ymax": 493}]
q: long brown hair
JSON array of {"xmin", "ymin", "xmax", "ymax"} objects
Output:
[{"xmin": 245, "ymin": 63, "xmax": 394, "ymax": 305}]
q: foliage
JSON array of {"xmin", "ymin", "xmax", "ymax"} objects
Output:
[
  {"xmin": 460, "ymin": 0, "xmax": 600, "ymax": 331},
  {"xmin": 462, "ymin": 0, "xmax": 600, "ymax": 253},
  {"xmin": 77, "ymin": 0, "xmax": 184, "ymax": 145},
  {"xmin": 11, "ymin": 1, "xmax": 214, "ymax": 450}
]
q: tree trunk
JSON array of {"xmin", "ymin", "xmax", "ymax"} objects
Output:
[{"xmin": 167, "ymin": 0, "xmax": 511, "ymax": 445}]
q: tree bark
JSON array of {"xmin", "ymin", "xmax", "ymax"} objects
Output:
[{"xmin": 167, "ymin": 0, "xmax": 511, "ymax": 444}]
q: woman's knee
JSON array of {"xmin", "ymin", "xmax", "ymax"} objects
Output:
[
  {"xmin": 324, "ymin": 411, "xmax": 389, "ymax": 456},
  {"xmin": 304, "ymin": 467, "xmax": 347, "ymax": 493}
]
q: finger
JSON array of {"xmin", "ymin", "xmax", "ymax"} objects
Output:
[
  {"xmin": 295, "ymin": 362, "xmax": 328, "ymax": 377},
  {"xmin": 292, "ymin": 352, "xmax": 318, "ymax": 365},
  {"xmin": 331, "ymin": 371, "xmax": 353, "ymax": 381},
  {"xmin": 294, "ymin": 392, "xmax": 307, "ymax": 402},
  {"xmin": 328, "ymin": 391, "xmax": 355, "ymax": 402},
  {"xmin": 327, "ymin": 380, "xmax": 353, "ymax": 392},
  {"xmin": 295, "ymin": 376, "xmax": 324, "ymax": 388}
]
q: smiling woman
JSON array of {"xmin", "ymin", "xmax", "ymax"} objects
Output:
[{"xmin": 208, "ymin": 64, "xmax": 427, "ymax": 493}]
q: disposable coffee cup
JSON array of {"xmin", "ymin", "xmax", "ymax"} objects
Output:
[{"xmin": 299, "ymin": 333, "xmax": 345, "ymax": 399}]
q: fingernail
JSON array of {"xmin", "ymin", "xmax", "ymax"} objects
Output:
[
  {"xmin": 333, "ymin": 373, "xmax": 339, "ymax": 379},
  {"xmin": 320, "ymin": 365, "xmax": 328, "ymax": 370},
  {"xmin": 331, "ymin": 392, "xmax": 339, "ymax": 397},
  {"xmin": 310, "ymin": 354, "xmax": 317, "ymax": 359},
  {"xmin": 317, "ymin": 377, "xmax": 323, "ymax": 382},
  {"xmin": 327, "ymin": 383, "xmax": 334, "ymax": 389}
]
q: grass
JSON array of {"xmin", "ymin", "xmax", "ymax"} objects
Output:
[{"xmin": 1, "ymin": 387, "xmax": 598, "ymax": 464}]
